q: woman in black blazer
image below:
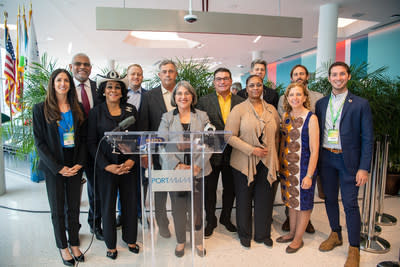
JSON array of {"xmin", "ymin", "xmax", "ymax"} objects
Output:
[
  {"xmin": 87, "ymin": 71, "xmax": 139, "ymax": 260},
  {"xmin": 33, "ymin": 69, "xmax": 86, "ymax": 266}
]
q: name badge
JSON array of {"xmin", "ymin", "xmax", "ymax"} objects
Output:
[
  {"xmin": 63, "ymin": 132, "xmax": 75, "ymax": 147},
  {"xmin": 327, "ymin": 129, "xmax": 339, "ymax": 144}
]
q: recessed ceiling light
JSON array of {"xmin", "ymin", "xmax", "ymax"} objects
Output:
[
  {"xmin": 237, "ymin": 64, "xmax": 244, "ymax": 68},
  {"xmin": 253, "ymin": 35, "xmax": 262, "ymax": 43},
  {"xmin": 130, "ymin": 31, "xmax": 183, "ymax": 41},
  {"xmin": 46, "ymin": 36, "xmax": 54, "ymax": 41},
  {"xmin": 338, "ymin": 18, "xmax": 357, "ymax": 28}
]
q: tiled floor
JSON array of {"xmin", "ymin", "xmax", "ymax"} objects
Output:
[{"xmin": 0, "ymin": 165, "xmax": 399, "ymax": 267}]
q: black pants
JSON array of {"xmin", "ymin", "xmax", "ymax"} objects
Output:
[
  {"xmin": 85, "ymin": 154, "xmax": 102, "ymax": 230},
  {"xmin": 98, "ymin": 169, "xmax": 138, "ymax": 249},
  {"xmin": 45, "ymin": 148, "xmax": 81, "ymax": 249},
  {"xmin": 232, "ymin": 162, "xmax": 273, "ymax": 242},
  {"xmin": 204, "ymin": 162, "xmax": 235, "ymax": 225}
]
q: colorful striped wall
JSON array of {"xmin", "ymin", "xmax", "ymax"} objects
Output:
[{"xmin": 266, "ymin": 23, "xmax": 400, "ymax": 89}]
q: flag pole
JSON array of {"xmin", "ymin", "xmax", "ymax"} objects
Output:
[{"xmin": 0, "ymin": 14, "xmax": 7, "ymax": 195}]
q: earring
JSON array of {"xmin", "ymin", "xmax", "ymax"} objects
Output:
[{"xmin": 103, "ymin": 93, "xmax": 105, "ymax": 96}]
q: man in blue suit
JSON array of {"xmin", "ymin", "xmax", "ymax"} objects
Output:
[{"xmin": 315, "ymin": 62, "xmax": 373, "ymax": 267}]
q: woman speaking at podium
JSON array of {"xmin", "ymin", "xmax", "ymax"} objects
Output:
[
  {"xmin": 87, "ymin": 71, "xmax": 139, "ymax": 260},
  {"xmin": 158, "ymin": 81, "xmax": 211, "ymax": 257}
]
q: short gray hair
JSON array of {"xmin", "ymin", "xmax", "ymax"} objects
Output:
[
  {"xmin": 159, "ymin": 59, "xmax": 177, "ymax": 71},
  {"xmin": 171, "ymin": 81, "xmax": 198, "ymax": 107}
]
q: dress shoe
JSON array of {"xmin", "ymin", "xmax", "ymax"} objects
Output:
[
  {"xmin": 255, "ymin": 237, "xmax": 273, "ymax": 247},
  {"xmin": 175, "ymin": 244, "xmax": 185, "ymax": 257},
  {"xmin": 159, "ymin": 225, "xmax": 171, "ymax": 238},
  {"xmin": 90, "ymin": 227, "xmax": 104, "ymax": 241},
  {"xmin": 286, "ymin": 241, "xmax": 304, "ymax": 253},
  {"xmin": 240, "ymin": 238, "xmax": 251, "ymax": 248},
  {"xmin": 73, "ymin": 253, "xmax": 85, "ymax": 262},
  {"xmin": 281, "ymin": 217, "xmax": 290, "ymax": 232},
  {"xmin": 276, "ymin": 235, "xmax": 294, "ymax": 243},
  {"xmin": 305, "ymin": 220, "xmax": 316, "ymax": 234},
  {"xmin": 319, "ymin": 232, "xmax": 343, "ymax": 252},
  {"xmin": 128, "ymin": 244, "xmax": 140, "ymax": 254},
  {"xmin": 344, "ymin": 246, "xmax": 360, "ymax": 267},
  {"xmin": 59, "ymin": 249, "xmax": 75, "ymax": 266},
  {"xmin": 220, "ymin": 219, "xmax": 237, "ymax": 232},
  {"xmin": 116, "ymin": 214, "xmax": 122, "ymax": 229},
  {"xmin": 196, "ymin": 246, "xmax": 206, "ymax": 257},
  {"xmin": 204, "ymin": 222, "xmax": 217, "ymax": 238},
  {"xmin": 106, "ymin": 250, "xmax": 118, "ymax": 260}
]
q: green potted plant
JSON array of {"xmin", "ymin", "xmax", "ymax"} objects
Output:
[
  {"xmin": 308, "ymin": 62, "xmax": 400, "ymax": 195},
  {"xmin": 2, "ymin": 53, "xmax": 58, "ymax": 181}
]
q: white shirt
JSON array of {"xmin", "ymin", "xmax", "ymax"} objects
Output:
[
  {"xmin": 74, "ymin": 78, "xmax": 94, "ymax": 109},
  {"xmin": 161, "ymin": 85, "xmax": 174, "ymax": 112},
  {"xmin": 322, "ymin": 90, "xmax": 348, "ymax": 149}
]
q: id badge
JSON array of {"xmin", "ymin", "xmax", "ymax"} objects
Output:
[
  {"xmin": 63, "ymin": 132, "xmax": 75, "ymax": 147},
  {"xmin": 327, "ymin": 129, "xmax": 339, "ymax": 144}
]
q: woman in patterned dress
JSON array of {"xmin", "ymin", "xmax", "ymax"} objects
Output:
[{"xmin": 276, "ymin": 82, "xmax": 319, "ymax": 253}]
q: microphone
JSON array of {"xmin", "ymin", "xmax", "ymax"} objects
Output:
[
  {"xmin": 112, "ymin": 116, "xmax": 136, "ymax": 132},
  {"xmin": 204, "ymin": 122, "xmax": 216, "ymax": 132}
]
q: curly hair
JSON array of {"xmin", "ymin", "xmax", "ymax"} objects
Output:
[
  {"xmin": 97, "ymin": 80, "xmax": 128, "ymax": 104},
  {"xmin": 282, "ymin": 82, "xmax": 311, "ymax": 113}
]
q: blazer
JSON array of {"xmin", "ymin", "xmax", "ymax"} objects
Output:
[
  {"xmin": 196, "ymin": 92, "xmax": 244, "ymax": 166},
  {"xmin": 237, "ymin": 85, "xmax": 279, "ymax": 109},
  {"xmin": 87, "ymin": 102, "xmax": 138, "ymax": 170},
  {"xmin": 315, "ymin": 91, "xmax": 374, "ymax": 176},
  {"xmin": 158, "ymin": 108, "xmax": 212, "ymax": 177},
  {"xmin": 89, "ymin": 79, "xmax": 101, "ymax": 108},
  {"xmin": 137, "ymin": 86, "xmax": 167, "ymax": 131},
  {"xmin": 32, "ymin": 102, "xmax": 87, "ymax": 176}
]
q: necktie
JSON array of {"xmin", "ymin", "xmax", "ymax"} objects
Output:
[{"xmin": 80, "ymin": 83, "xmax": 90, "ymax": 117}]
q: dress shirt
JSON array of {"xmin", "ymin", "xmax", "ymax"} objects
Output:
[
  {"xmin": 161, "ymin": 85, "xmax": 174, "ymax": 112},
  {"xmin": 74, "ymin": 79, "xmax": 94, "ymax": 109},
  {"xmin": 217, "ymin": 92, "xmax": 232, "ymax": 124},
  {"xmin": 127, "ymin": 87, "xmax": 143, "ymax": 110},
  {"xmin": 322, "ymin": 90, "xmax": 348, "ymax": 150}
]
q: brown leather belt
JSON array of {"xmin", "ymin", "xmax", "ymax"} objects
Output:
[{"xmin": 324, "ymin": 147, "xmax": 343, "ymax": 154}]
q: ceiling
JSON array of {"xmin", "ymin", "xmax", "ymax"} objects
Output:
[{"xmin": 1, "ymin": 0, "xmax": 400, "ymax": 81}]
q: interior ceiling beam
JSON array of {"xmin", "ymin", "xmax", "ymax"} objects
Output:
[{"xmin": 96, "ymin": 7, "xmax": 302, "ymax": 38}]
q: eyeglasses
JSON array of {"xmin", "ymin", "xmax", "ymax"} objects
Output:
[
  {"xmin": 248, "ymin": 83, "xmax": 263, "ymax": 88},
  {"xmin": 73, "ymin": 62, "xmax": 91, "ymax": 67},
  {"xmin": 214, "ymin": 77, "xmax": 231, "ymax": 82}
]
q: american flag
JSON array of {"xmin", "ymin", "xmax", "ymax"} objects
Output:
[{"xmin": 4, "ymin": 24, "xmax": 16, "ymax": 110}]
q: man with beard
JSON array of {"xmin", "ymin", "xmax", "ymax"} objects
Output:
[{"xmin": 276, "ymin": 64, "xmax": 323, "ymax": 234}]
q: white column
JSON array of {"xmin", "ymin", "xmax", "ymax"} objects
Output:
[
  {"xmin": 316, "ymin": 3, "xmax": 338, "ymax": 77},
  {"xmin": 252, "ymin": 51, "xmax": 263, "ymax": 61}
]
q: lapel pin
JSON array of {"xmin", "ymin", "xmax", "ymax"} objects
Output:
[{"xmin": 348, "ymin": 99, "xmax": 352, "ymax": 103}]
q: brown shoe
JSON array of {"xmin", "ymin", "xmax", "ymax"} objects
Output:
[
  {"xmin": 344, "ymin": 246, "xmax": 360, "ymax": 267},
  {"xmin": 319, "ymin": 232, "xmax": 343, "ymax": 252},
  {"xmin": 281, "ymin": 217, "xmax": 290, "ymax": 232},
  {"xmin": 305, "ymin": 220, "xmax": 315, "ymax": 234}
]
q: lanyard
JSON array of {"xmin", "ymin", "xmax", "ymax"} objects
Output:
[{"xmin": 329, "ymin": 95, "xmax": 346, "ymax": 129}]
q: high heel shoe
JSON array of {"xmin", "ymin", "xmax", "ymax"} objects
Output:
[
  {"xmin": 70, "ymin": 246, "xmax": 85, "ymax": 262},
  {"xmin": 196, "ymin": 246, "xmax": 206, "ymax": 257},
  {"xmin": 59, "ymin": 249, "xmax": 75, "ymax": 266},
  {"xmin": 175, "ymin": 243, "xmax": 185, "ymax": 257},
  {"xmin": 128, "ymin": 244, "xmax": 140, "ymax": 254},
  {"xmin": 106, "ymin": 250, "xmax": 118, "ymax": 260}
]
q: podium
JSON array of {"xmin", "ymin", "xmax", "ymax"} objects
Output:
[{"xmin": 105, "ymin": 130, "xmax": 232, "ymax": 266}]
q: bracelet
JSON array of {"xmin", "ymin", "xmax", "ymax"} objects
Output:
[{"xmin": 305, "ymin": 174, "xmax": 313, "ymax": 179}]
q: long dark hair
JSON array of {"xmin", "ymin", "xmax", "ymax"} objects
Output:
[{"xmin": 44, "ymin": 69, "xmax": 84, "ymax": 125}]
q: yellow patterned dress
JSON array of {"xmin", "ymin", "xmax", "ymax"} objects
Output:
[{"xmin": 279, "ymin": 111, "xmax": 316, "ymax": 211}]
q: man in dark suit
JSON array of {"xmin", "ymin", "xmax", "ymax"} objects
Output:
[
  {"xmin": 237, "ymin": 59, "xmax": 278, "ymax": 108},
  {"xmin": 315, "ymin": 62, "xmax": 373, "ymax": 267},
  {"xmin": 138, "ymin": 59, "xmax": 177, "ymax": 238},
  {"xmin": 69, "ymin": 53, "xmax": 103, "ymax": 240},
  {"xmin": 197, "ymin": 68, "xmax": 244, "ymax": 237}
]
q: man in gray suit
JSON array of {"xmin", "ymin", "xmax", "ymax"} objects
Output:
[
  {"xmin": 197, "ymin": 68, "xmax": 244, "ymax": 238},
  {"xmin": 138, "ymin": 59, "xmax": 177, "ymax": 238}
]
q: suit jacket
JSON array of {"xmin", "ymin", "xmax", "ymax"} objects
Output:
[
  {"xmin": 137, "ymin": 86, "xmax": 167, "ymax": 131},
  {"xmin": 158, "ymin": 108, "xmax": 212, "ymax": 176},
  {"xmin": 197, "ymin": 92, "xmax": 244, "ymax": 165},
  {"xmin": 89, "ymin": 79, "xmax": 101, "ymax": 108},
  {"xmin": 315, "ymin": 91, "xmax": 374, "ymax": 176},
  {"xmin": 33, "ymin": 102, "xmax": 87, "ymax": 176},
  {"xmin": 237, "ymin": 85, "xmax": 279, "ymax": 109}
]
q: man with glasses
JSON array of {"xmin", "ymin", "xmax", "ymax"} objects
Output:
[
  {"xmin": 69, "ymin": 53, "xmax": 103, "ymax": 240},
  {"xmin": 197, "ymin": 68, "xmax": 244, "ymax": 238},
  {"xmin": 237, "ymin": 59, "xmax": 279, "ymax": 108}
]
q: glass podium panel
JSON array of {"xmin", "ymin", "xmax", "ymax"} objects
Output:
[{"xmin": 104, "ymin": 131, "xmax": 231, "ymax": 266}]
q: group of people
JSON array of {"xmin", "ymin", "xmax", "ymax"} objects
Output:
[{"xmin": 33, "ymin": 54, "xmax": 373, "ymax": 267}]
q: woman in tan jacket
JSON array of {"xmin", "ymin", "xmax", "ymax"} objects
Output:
[{"xmin": 225, "ymin": 74, "xmax": 280, "ymax": 248}]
